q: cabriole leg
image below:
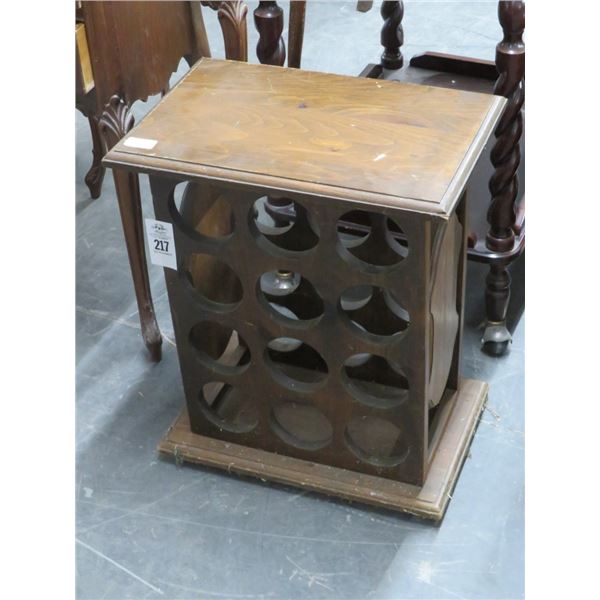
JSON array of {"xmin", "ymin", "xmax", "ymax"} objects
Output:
[{"xmin": 100, "ymin": 95, "xmax": 162, "ymax": 361}]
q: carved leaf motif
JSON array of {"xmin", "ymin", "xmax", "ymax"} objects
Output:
[
  {"xmin": 219, "ymin": 0, "xmax": 248, "ymax": 27},
  {"xmin": 99, "ymin": 95, "xmax": 134, "ymax": 150}
]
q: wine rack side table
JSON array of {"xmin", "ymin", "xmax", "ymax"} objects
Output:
[{"xmin": 104, "ymin": 58, "xmax": 505, "ymax": 521}]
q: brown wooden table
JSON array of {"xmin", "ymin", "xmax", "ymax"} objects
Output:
[{"xmin": 104, "ymin": 59, "xmax": 504, "ymax": 520}]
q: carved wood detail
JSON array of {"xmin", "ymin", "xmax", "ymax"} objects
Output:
[
  {"xmin": 98, "ymin": 95, "xmax": 134, "ymax": 149},
  {"xmin": 486, "ymin": 0, "xmax": 525, "ymax": 254},
  {"xmin": 202, "ymin": 1, "xmax": 248, "ymax": 62},
  {"xmin": 380, "ymin": 1, "xmax": 404, "ymax": 70},
  {"xmin": 99, "ymin": 95, "xmax": 162, "ymax": 361}
]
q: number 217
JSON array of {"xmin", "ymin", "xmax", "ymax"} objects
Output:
[{"xmin": 154, "ymin": 239, "xmax": 169, "ymax": 252}]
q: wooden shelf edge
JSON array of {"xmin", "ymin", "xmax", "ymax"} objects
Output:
[{"xmin": 157, "ymin": 378, "xmax": 488, "ymax": 522}]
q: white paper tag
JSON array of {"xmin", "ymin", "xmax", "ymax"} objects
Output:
[
  {"xmin": 145, "ymin": 219, "xmax": 177, "ymax": 270},
  {"xmin": 124, "ymin": 136, "xmax": 158, "ymax": 150}
]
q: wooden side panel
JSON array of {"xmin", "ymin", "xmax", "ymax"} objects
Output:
[
  {"xmin": 428, "ymin": 214, "xmax": 462, "ymax": 408},
  {"xmin": 82, "ymin": 1, "xmax": 199, "ymax": 108}
]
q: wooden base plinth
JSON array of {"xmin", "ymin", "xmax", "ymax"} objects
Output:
[{"xmin": 157, "ymin": 378, "xmax": 487, "ymax": 521}]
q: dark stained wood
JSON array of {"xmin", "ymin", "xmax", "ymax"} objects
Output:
[
  {"xmin": 105, "ymin": 59, "xmax": 505, "ymax": 218},
  {"xmin": 359, "ymin": 63, "xmax": 383, "ymax": 79},
  {"xmin": 350, "ymin": 0, "xmax": 525, "ymax": 357},
  {"xmin": 84, "ymin": 113, "xmax": 106, "ymax": 200},
  {"xmin": 428, "ymin": 213, "xmax": 462, "ymax": 408},
  {"xmin": 75, "ymin": 24, "xmax": 105, "ymax": 199},
  {"xmin": 409, "ymin": 52, "xmax": 498, "ymax": 81},
  {"xmin": 486, "ymin": 0, "xmax": 525, "ymax": 254},
  {"xmin": 254, "ymin": 1, "xmax": 286, "ymax": 66},
  {"xmin": 287, "ymin": 1, "xmax": 306, "ymax": 69},
  {"xmin": 447, "ymin": 194, "xmax": 468, "ymax": 391},
  {"xmin": 104, "ymin": 59, "xmax": 499, "ymax": 496},
  {"xmin": 158, "ymin": 379, "xmax": 487, "ymax": 521},
  {"xmin": 380, "ymin": 1, "xmax": 404, "ymax": 70},
  {"xmin": 483, "ymin": 0, "xmax": 525, "ymax": 355}
]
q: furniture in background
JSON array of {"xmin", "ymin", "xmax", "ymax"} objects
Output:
[
  {"xmin": 259, "ymin": 0, "xmax": 525, "ymax": 356},
  {"xmin": 76, "ymin": 1, "xmax": 249, "ymax": 361},
  {"xmin": 104, "ymin": 58, "xmax": 504, "ymax": 520}
]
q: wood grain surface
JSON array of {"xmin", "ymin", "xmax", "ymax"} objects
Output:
[{"xmin": 104, "ymin": 59, "xmax": 505, "ymax": 218}]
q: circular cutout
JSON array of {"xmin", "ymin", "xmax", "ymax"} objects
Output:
[
  {"xmin": 270, "ymin": 402, "xmax": 333, "ymax": 451},
  {"xmin": 171, "ymin": 181, "xmax": 234, "ymax": 239},
  {"xmin": 189, "ymin": 322, "xmax": 250, "ymax": 373},
  {"xmin": 266, "ymin": 340, "xmax": 328, "ymax": 391},
  {"xmin": 251, "ymin": 196, "xmax": 319, "ymax": 252},
  {"xmin": 183, "ymin": 253, "xmax": 243, "ymax": 308},
  {"xmin": 345, "ymin": 416, "xmax": 409, "ymax": 467},
  {"xmin": 199, "ymin": 382, "xmax": 258, "ymax": 433},
  {"xmin": 342, "ymin": 354, "xmax": 409, "ymax": 408},
  {"xmin": 337, "ymin": 210, "xmax": 408, "ymax": 268},
  {"xmin": 258, "ymin": 271, "xmax": 324, "ymax": 325},
  {"xmin": 339, "ymin": 286, "xmax": 409, "ymax": 338}
]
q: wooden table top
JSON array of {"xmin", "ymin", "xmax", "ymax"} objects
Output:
[{"xmin": 104, "ymin": 59, "xmax": 505, "ymax": 218}]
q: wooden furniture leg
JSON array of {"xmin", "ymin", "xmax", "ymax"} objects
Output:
[
  {"xmin": 99, "ymin": 95, "xmax": 162, "ymax": 361},
  {"xmin": 288, "ymin": 1, "xmax": 306, "ymax": 69},
  {"xmin": 482, "ymin": 0, "xmax": 524, "ymax": 356},
  {"xmin": 254, "ymin": 1, "xmax": 286, "ymax": 65},
  {"xmin": 202, "ymin": 1, "xmax": 248, "ymax": 62},
  {"xmin": 84, "ymin": 114, "xmax": 106, "ymax": 199},
  {"xmin": 255, "ymin": 1, "xmax": 286, "ymax": 221},
  {"xmin": 380, "ymin": 1, "xmax": 404, "ymax": 70}
]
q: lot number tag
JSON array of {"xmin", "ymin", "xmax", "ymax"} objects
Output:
[{"xmin": 145, "ymin": 219, "xmax": 177, "ymax": 270}]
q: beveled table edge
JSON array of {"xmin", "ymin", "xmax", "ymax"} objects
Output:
[{"xmin": 103, "ymin": 59, "xmax": 506, "ymax": 220}]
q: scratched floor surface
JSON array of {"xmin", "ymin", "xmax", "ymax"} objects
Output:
[{"xmin": 76, "ymin": 2, "xmax": 524, "ymax": 598}]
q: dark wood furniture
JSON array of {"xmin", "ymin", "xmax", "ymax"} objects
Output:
[
  {"xmin": 368, "ymin": 1, "xmax": 525, "ymax": 356},
  {"xmin": 104, "ymin": 59, "xmax": 504, "ymax": 520},
  {"xmin": 261, "ymin": 0, "xmax": 525, "ymax": 356},
  {"xmin": 76, "ymin": 1, "xmax": 249, "ymax": 361}
]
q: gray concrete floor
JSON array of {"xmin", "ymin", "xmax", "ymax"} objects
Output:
[{"xmin": 76, "ymin": 2, "xmax": 524, "ymax": 598}]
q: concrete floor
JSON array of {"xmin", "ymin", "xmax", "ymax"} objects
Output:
[{"xmin": 76, "ymin": 2, "xmax": 524, "ymax": 598}]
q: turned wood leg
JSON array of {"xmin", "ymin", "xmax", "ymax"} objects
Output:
[
  {"xmin": 483, "ymin": 1, "xmax": 525, "ymax": 356},
  {"xmin": 84, "ymin": 114, "xmax": 106, "ymax": 199},
  {"xmin": 254, "ymin": 2, "xmax": 287, "ymax": 218},
  {"xmin": 380, "ymin": 1, "xmax": 404, "ymax": 70},
  {"xmin": 254, "ymin": 1, "xmax": 286, "ymax": 66},
  {"xmin": 482, "ymin": 261, "xmax": 512, "ymax": 355},
  {"xmin": 99, "ymin": 95, "xmax": 162, "ymax": 361},
  {"xmin": 288, "ymin": 1, "xmax": 306, "ymax": 69}
]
